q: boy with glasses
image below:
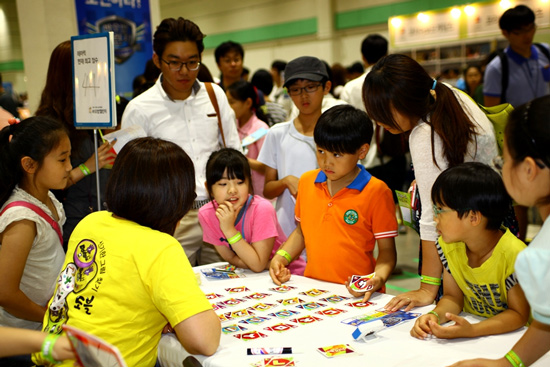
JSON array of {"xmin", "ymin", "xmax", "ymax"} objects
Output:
[
  {"xmin": 122, "ymin": 17, "xmax": 241, "ymax": 266},
  {"xmin": 258, "ymin": 56, "xmax": 331, "ymax": 237}
]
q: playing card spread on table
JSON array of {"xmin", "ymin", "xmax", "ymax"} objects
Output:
[
  {"xmin": 289, "ymin": 316, "xmax": 323, "ymax": 325},
  {"xmin": 295, "ymin": 302, "xmax": 326, "ymax": 311},
  {"xmin": 205, "ymin": 293, "xmax": 224, "ymax": 300},
  {"xmin": 221, "ymin": 324, "xmax": 248, "ymax": 334},
  {"xmin": 222, "ymin": 298, "xmax": 246, "ymax": 307},
  {"xmin": 349, "ymin": 273, "xmax": 375, "ymax": 292},
  {"xmin": 225, "ymin": 286, "xmax": 251, "ymax": 293},
  {"xmin": 239, "ymin": 316, "xmax": 271, "ymax": 325},
  {"xmin": 211, "ymin": 302, "xmax": 226, "ymax": 311},
  {"xmin": 267, "ymin": 309, "xmax": 300, "ymax": 319},
  {"xmin": 251, "ymin": 357, "xmax": 295, "ymax": 366},
  {"xmin": 298, "ymin": 288, "xmax": 329, "ymax": 297},
  {"xmin": 223, "ymin": 309, "xmax": 254, "ymax": 320},
  {"xmin": 244, "ymin": 293, "xmax": 271, "ymax": 300},
  {"xmin": 214, "ymin": 264, "xmax": 237, "ymax": 272},
  {"xmin": 317, "ymin": 344, "xmax": 356, "ymax": 358},
  {"xmin": 318, "ymin": 294, "xmax": 350, "ymax": 303},
  {"xmin": 344, "ymin": 301, "xmax": 375, "ymax": 308},
  {"xmin": 269, "ymin": 285, "xmax": 297, "ymax": 293},
  {"xmin": 201, "ymin": 270, "xmax": 243, "ymax": 279},
  {"xmin": 233, "ymin": 331, "xmax": 268, "ymax": 340},
  {"xmin": 276, "ymin": 298, "xmax": 305, "ymax": 306},
  {"xmin": 378, "ymin": 310, "xmax": 421, "ymax": 327},
  {"xmin": 315, "ymin": 308, "xmax": 347, "ymax": 317},
  {"xmin": 247, "ymin": 303, "xmax": 278, "ymax": 312},
  {"xmin": 263, "ymin": 323, "xmax": 297, "ymax": 333}
]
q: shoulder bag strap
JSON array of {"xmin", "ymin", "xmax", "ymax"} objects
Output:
[
  {"xmin": 534, "ymin": 43, "xmax": 550, "ymax": 63},
  {"xmin": 205, "ymin": 82, "xmax": 227, "ymax": 148},
  {"xmin": 0, "ymin": 201, "xmax": 63, "ymax": 246}
]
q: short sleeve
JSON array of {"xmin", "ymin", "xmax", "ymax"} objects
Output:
[
  {"xmin": 247, "ymin": 199, "xmax": 279, "ymax": 243},
  {"xmin": 198, "ymin": 204, "xmax": 226, "ymax": 246},
  {"xmin": 483, "ymin": 58, "xmax": 503, "ymax": 97},
  {"xmin": 369, "ymin": 179, "xmax": 398, "ymax": 239},
  {"xmin": 257, "ymin": 124, "xmax": 283, "ymax": 169},
  {"xmin": 515, "ymin": 248, "xmax": 550, "ymax": 324}
]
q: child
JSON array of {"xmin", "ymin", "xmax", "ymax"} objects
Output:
[
  {"xmin": 450, "ymin": 96, "xmax": 550, "ymax": 366},
  {"xmin": 269, "ymin": 105, "xmax": 397, "ymax": 301},
  {"xmin": 199, "ymin": 148, "xmax": 305, "ymax": 274},
  {"xmin": 0, "ymin": 327, "xmax": 74, "ymax": 362},
  {"xmin": 411, "ymin": 162, "xmax": 529, "ymax": 340},
  {"xmin": 0, "ymin": 117, "xmax": 71, "ymax": 332},
  {"xmin": 35, "ymin": 137, "xmax": 220, "ymax": 367},
  {"xmin": 258, "ymin": 56, "xmax": 331, "ymax": 237},
  {"xmin": 226, "ymin": 80, "xmax": 269, "ymax": 197}
]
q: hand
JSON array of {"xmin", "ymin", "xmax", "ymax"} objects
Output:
[
  {"xmin": 269, "ymin": 255, "xmax": 291, "ymax": 286},
  {"xmin": 345, "ymin": 275, "xmax": 383, "ymax": 303},
  {"xmin": 447, "ymin": 357, "xmax": 510, "ymax": 367},
  {"xmin": 85, "ymin": 140, "xmax": 117, "ymax": 172},
  {"xmin": 283, "ymin": 176, "xmax": 299, "ymax": 197},
  {"xmin": 430, "ymin": 312, "xmax": 474, "ymax": 339},
  {"xmin": 410, "ymin": 313, "xmax": 437, "ymax": 339},
  {"xmin": 216, "ymin": 201, "xmax": 243, "ymax": 234},
  {"xmin": 384, "ymin": 288, "xmax": 435, "ymax": 312},
  {"xmin": 51, "ymin": 335, "xmax": 77, "ymax": 362}
]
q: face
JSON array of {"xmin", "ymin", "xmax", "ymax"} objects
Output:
[
  {"xmin": 288, "ymin": 79, "xmax": 329, "ymax": 116},
  {"xmin": 315, "ymin": 145, "xmax": 367, "ymax": 184},
  {"xmin": 210, "ymin": 169, "xmax": 250, "ymax": 209},
  {"xmin": 501, "ymin": 141, "xmax": 524, "ymax": 206},
  {"xmin": 154, "ymin": 41, "xmax": 200, "ymax": 100},
  {"xmin": 34, "ymin": 134, "xmax": 72, "ymax": 191},
  {"xmin": 218, "ymin": 50, "xmax": 243, "ymax": 81},
  {"xmin": 226, "ymin": 91, "xmax": 251, "ymax": 122},
  {"xmin": 375, "ymin": 107, "xmax": 416, "ymax": 134},
  {"xmin": 503, "ymin": 23, "xmax": 536, "ymax": 54},
  {"xmin": 465, "ymin": 67, "xmax": 482, "ymax": 88},
  {"xmin": 433, "ymin": 204, "xmax": 468, "ymax": 244}
]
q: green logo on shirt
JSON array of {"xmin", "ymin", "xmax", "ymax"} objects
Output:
[{"xmin": 344, "ymin": 210, "xmax": 358, "ymax": 225}]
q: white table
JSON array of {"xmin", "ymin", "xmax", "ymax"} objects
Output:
[{"xmin": 159, "ymin": 263, "xmax": 550, "ymax": 367}]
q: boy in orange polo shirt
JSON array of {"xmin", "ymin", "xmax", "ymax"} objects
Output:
[{"xmin": 269, "ymin": 105, "xmax": 397, "ymax": 302}]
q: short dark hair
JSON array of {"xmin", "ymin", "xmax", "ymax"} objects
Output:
[
  {"xmin": 499, "ymin": 5, "xmax": 535, "ymax": 32},
  {"xmin": 205, "ymin": 148, "xmax": 253, "ymax": 199},
  {"xmin": 271, "ymin": 60, "xmax": 287, "ymax": 73},
  {"xmin": 361, "ymin": 34, "xmax": 388, "ymax": 65},
  {"xmin": 153, "ymin": 18, "xmax": 205, "ymax": 58},
  {"xmin": 431, "ymin": 162, "xmax": 510, "ymax": 230},
  {"xmin": 347, "ymin": 62, "xmax": 364, "ymax": 75},
  {"xmin": 251, "ymin": 69, "xmax": 273, "ymax": 95},
  {"xmin": 106, "ymin": 137, "xmax": 196, "ymax": 235},
  {"xmin": 214, "ymin": 41, "xmax": 244, "ymax": 64},
  {"xmin": 314, "ymin": 105, "xmax": 373, "ymax": 154}
]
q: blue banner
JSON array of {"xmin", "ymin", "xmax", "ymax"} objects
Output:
[{"xmin": 74, "ymin": 0, "xmax": 153, "ymax": 99}]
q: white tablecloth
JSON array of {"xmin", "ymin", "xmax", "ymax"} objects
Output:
[{"xmin": 158, "ymin": 263, "xmax": 550, "ymax": 367}]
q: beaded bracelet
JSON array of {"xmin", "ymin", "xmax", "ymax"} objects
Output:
[
  {"xmin": 420, "ymin": 274, "xmax": 441, "ymax": 286},
  {"xmin": 42, "ymin": 333, "xmax": 61, "ymax": 364},
  {"xmin": 427, "ymin": 310, "xmax": 440, "ymax": 325},
  {"xmin": 276, "ymin": 249, "xmax": 292, "ymax": 264},
  {"xmin": 505, "ymin": 350, "xmax": 525, "ymax": 367},
  {"xmin": 79, "ymin": 163, "xmax": 91, "ymax": 176},
  {"xmin": 227, "ymin": 232, "xmax": 242, "ymax": 245}
]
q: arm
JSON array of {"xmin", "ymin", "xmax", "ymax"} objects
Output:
[
  {"xmin": 0, "ymin": 328, "xmax": 75, "ymax": 360},
  {"xmin": 263, "ymin": 166, "xmax": 299, "ymax": 199},
  {"xmin": 248, "ymin": 158, "xmax": 266, "ymax": 175},
  {"xmin": 269, "ymin": 223, "xmax": 306, "ymax": 285},
  {"xmin": 65, "ymin": 140, "xmax": 116, "ymax": 189},
  {"xmin": 483, "ymin": 95, "xmax": 501, "ymax": 107},
  {"xmin": 174, "ymin": 309, "xmax": 221, "ymax": 356},
  {"xmin": 0, "ymin": 220, "xmax": 47, "ymax": 322}
]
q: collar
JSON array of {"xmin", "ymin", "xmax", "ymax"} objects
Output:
[
  {"xmin": 157, "ymin": 74, "xmax": 201, "ymax": 102},
  {"xmin": 314, "ymin": 164, "xmax": 371, "ymax": 191},
  {"xmin": 506, "ymin": 45, "xmax": 539, "ymax": 65}
]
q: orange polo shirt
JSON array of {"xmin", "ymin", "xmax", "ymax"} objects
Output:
[{"xmin": 296, "ymin": 166, "xmax": 398, "ymax": 284}]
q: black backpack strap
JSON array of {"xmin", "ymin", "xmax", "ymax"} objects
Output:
[
  {"xmin": 497, "ymin": 50, "xmax": 509, "ymax": 103},
  {"xmin": 534, "ymin": 42, "xmax": 550, "ymax": 63}
]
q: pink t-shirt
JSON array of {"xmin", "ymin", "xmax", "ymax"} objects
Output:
[
  {"xmin": 198, "ymin": 195, "xmax": 305, "ymax": 275},
  {"xmin": 238, "ymin": 115, "xmax": 268, "ymax": 197}
]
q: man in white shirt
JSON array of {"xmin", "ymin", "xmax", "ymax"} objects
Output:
[{"xmin": 122, "ymin": 17, "xmax": 241, "ymax": 265}]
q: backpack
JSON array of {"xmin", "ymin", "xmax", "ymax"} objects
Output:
[{"xmin": 498, "ymin": 42, "xmax": 550, "ymax": 103}]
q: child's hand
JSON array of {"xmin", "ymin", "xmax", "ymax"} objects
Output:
[
  {"xmin": 269, "ymin": 256, "xmax": 291, "ymax": 286},
  {"xmin": 216, "ymin": 201, "xmax": 243, "ymax": 234},
  {"xmin": 429, "ymin": 313, "xmax": 473, "ymax": 339},
  {"xmin": 283, "ymin": 175, "xmax": 299, "ymax": 197},
  {"xmin": 345, "ymin": 275, "xmax": 382, "ymax": 303},
  {"xmin": 86, "ymin": 140, "xmax": 117, "ymax": 172},
  {"xmin": 52, "ymin": 335, "xmax": 77, "ymax": 362},
  {"xmin": 447, "ymin": 358, "xmax": 508, "ymax": 367},
  {"xmin": 384, "ymin": 289, "xmax": 435, "ymax": 312},
  {"xmin": 410, "ymin": 313, "xmax": 437, "ymax": 339}
]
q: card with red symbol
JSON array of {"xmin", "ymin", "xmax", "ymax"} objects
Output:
[
  {"xmin": 211, "ymin": 302, "xmax": 226, "ymax": 311},
  {"xmin": 233, "ymin": 331, "xmax": 268, "ymax": 340},
  {"xmin": 225, "ymin": 286, "xmax": 250, "ymax": 293},
  {"xmin": 295, "ymin": 302, "xmax": 325, "ymax": 311},
  {"xmin": 205, "ymin": 293, "xmax": 224, "ymax": 300},
  {"xmin": 349, "ymin": 272, "xmax": 376, "ymax": 293},
  {"xmin": 251, "ymin": 357, "xmax": 295, "ymax": 367},
  {"xmin": 221, "ymin": 324, "xmax": 247, "ymax": 334},
  {"xmin": 263, "ymin": 323, "xmax": 297, "ymax": 333},
  {"xmin": 239, "ymin": 316, "xmax": 271, "ymax": 325},
  {"xmin": 344, "ymin": 301, "xmax": 375, "ymax": 308},
  {"xmin": 315, "ymin": 308, "xmax": 347, "ymax": 317},
  {"xmin": 317, "ymin": 344, "xmax": 356, "ymax": 358},
  {"xmin": 247, "ymin": 303, "xmax": 278, "ymax": 312},
  {"xmin": 223, "ymin": 309, "xmax": 254, "ymax": 320},
  {"xmin": 318, "ymin": 294, "xmax": 350, "ymax": 303},
  {"xmin": 276, "ymin": 298, "xmax": 305, "ymax": 306},
  {"xmin": 222, "ymin": 298, "xmax": 246, "ymax": 307},
  {"xmin": 289, "ymin": 316, "xmax": 323, "ymax": 325},
  {"xmin": 244, "ymin": 293, "xmax": 271, "ymax": 300},
  {"xmin": 267, "ymin": 309, "xmax": 300, "ymax": 319},
  {"xmin": 298, "ymin": 288, "xmax": 329, "ymax": 297},
  {"xmin": 269, "ymin": 285, "xmax": 297, "ymax": 293}
]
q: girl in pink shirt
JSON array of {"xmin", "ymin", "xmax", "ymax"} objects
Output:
[{"xmin": 199, "ymin": 148, "xmax": 305, "ymax": 274}]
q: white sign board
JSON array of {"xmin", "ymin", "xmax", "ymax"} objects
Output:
[
  {"xmin": 72, "ymin": 32, "xmax": 116, "ymax": 129},
  {"xmin": 393, "ymin": 11, "xmax": 460, "ymax": 47}
]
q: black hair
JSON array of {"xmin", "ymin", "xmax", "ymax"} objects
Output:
[
  {"xmin": 499, "ymin": 5, "xmax": 535, "ymax": 32},
  {"xmin": 0, "ymin": 116, "xmax": 68, "ymax": 207},
  {"xmin": 431, "ymin": 162, "xmax": 510, "ymax": 230},
  {"xmin": 347, "ymin": 62, "xmax": 364, "ymax": 75},
  {"xmin": 214, "ymin": 41, "xmax": 244, "ymax": 64},
  {"xmin": 251, "ymin": 69, "xmax": 274, "ymax": 95},
  {"xmin": 105, "ymin": 137, "xmax": 196, "ymax": 235},
  {"xmin": 205, "ymin": 148, "xmax": 253, "ymax": 199},
  {"xmin": 227, "ymin": 80, "xmax": 268, "ymax": 122},
  {"xmin": 361, "ymin": 34, "xmax": 388, "ymax": 65},
  {"xmin": 153, "ymin": 18, "xmax": 205, "ymax": 58},
  {"xmin": 314, "ymin": 104, "xmax": 373, "ymax": 154},
  {"xmin": 271, "ymin": 60, "xmax": 287, "ymax": 73}
]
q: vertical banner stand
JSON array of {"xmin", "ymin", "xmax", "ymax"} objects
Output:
[{"xmin": 71, "ymin": 32, "xmax": 117, "ymax": 212}]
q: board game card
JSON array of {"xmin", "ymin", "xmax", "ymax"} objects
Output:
[
  {"xmin": 276, "ymin": 298, "xmax": 305, "ymax": 306},
  {"xmin": 263, "ymin": 323, "xmax": 297, "ymax": 333},
  {"xmin": 344, "ymin": 301, "xmax": 375, "ymax": 308},
  {"xmin": 205, "ymin": 293, "xmax": 224, "ymax": 300},
  {"xmin": 251, "ymin": 357, "xmax": 295, "ymax": 367},
  {"xmin": 239, "ymin": 316, "xmax": 271, "ymax": 325},
  {"xmin": 349, "ymin": 272, "xmax": 376, "ymax": 292},
  {"xmin": 295, "ymin": 302, "xmax": 325, "ymax": 311},
  {"xmin": 225, "ymin": 286, "xmax": 251, "ymax": 293},
  {"xmin": 318, "ymin": 295, "xmax": 350, "ymax": 303},
  {"xmin": 267, "ymin": 309, "xmax": 300, "ymax": 319},
  {"xmin": 298, "ymin": 288, "xmax": 329, "ymax": 297},
  {"xmin": 244, "ymin": 293, "xmax": 271, "ymax": 300},
  {"xmin": 222, "ymin": 298, "xmax": 246, "ymax": 307},
  {"xmin": 317, "ymin": 344, "xmax": 356, "ymax": 358},
  {"xmin": 248, "ymin": 303, "xmax": 278, "ymax": 312},
  {"xmin": 269, "ymin": 285, "xmax": 297, "ymax": 293},
  {"xmin": 224, "ymin": 309, "xmax": 254, "ymax": 320},
  {"xmin": 315, "ymin": 308, "xmax": 347, "ymax": 317},
  {"xmin": 289, "ymin": 316, "xmax": 323, "ymax": 325},
  {"xmin": 221, "ymin": 324, "xmax": 248, "ymax": 334},
  {"xmin": 233, "ymin": 331, "xmax": 268, "ymax": 340}
]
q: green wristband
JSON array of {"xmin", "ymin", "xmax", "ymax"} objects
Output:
[
  {"xmin": 420, "ymin": 274, "xmax": 441, "ymax": 286},
  {"xmin": 505, "ymin": 350, "xmax": 525, "ymax": 367},
  {"xmin": 276, "ymin": 249, "xmax": 292, "ymax": 264},
  {"xmin": 227, "ymin": 232, "xmax": 242, "ymax": 245},
  {"xmin": 79, "ymin": 163, "xmax": 91, "ymax": 176},
  {"xmin": 427, "ymin": 310, "xmax": 440, "ymax": 325},
  {"xmin": 42, "ymin": 333, "xmax": 61, "ymax": 364}
]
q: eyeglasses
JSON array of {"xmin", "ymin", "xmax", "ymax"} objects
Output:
[
  {"xmin": 432, "ymin": 205, "xmax": 453, "ymax": 217},
  {"xmin": 161, "ymin": 58, "xmax": 201, "ymax": 71},
  {"xmin": 287, "ymin": 83, "xmax": 322, "ymax": 96}
]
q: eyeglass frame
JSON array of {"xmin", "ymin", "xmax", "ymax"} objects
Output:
[
  {"xmin": 287, "ymin": 83, "xmax": 323, "ymax": 96},
  {"xmin": 160, "ymin": 58, "xmax": 201, "ymax": 72},
  {"xmin": 432, "ymin": 204, "xmax": 454, "ymax": 217}
]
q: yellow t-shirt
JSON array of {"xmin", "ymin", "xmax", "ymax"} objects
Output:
[
  {"xmin": 437, "ymin": 228, "xmax": 526, "ymax": 317},
  {"xmin": 39, "ymin": 211, "xmax": 212, "ymax": 367}
]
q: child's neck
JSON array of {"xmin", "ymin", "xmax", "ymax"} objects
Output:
[
  {"xmin": 19, "ymin": 178, "xmax": 49, "ymax": 205},
  {"xmin": 294, "ymin": 112, "xmax": 322, "ymax": 136},
  {"xmin": 239, "ymin": 111, "xmax": 254, "ymax": 127},
  {"xmin": 327, "ymin": 166, "xmax": 360, "ymax": 197},
  {"xmin": 464, "ymin": 229, "xmax": 504, "ymax": 268}
]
